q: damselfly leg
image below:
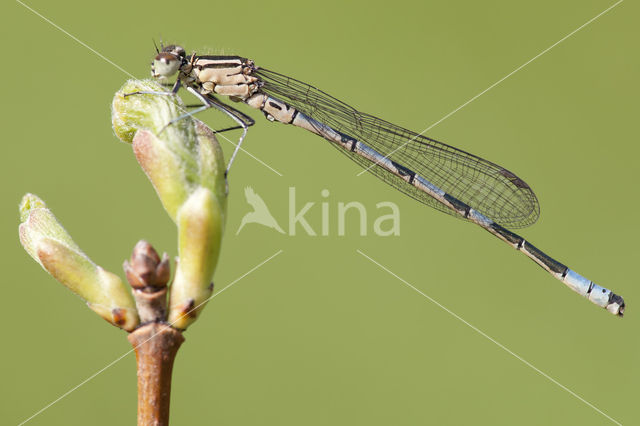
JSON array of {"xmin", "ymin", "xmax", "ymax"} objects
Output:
[
  {"xmin": 124, "ymin": 78, "xmax": 182, "ymax": 97},
  {"xmin": 177, "ymin": 86, "xmax": 252, "ymax": 176},
  {"xmin": 185, "ymin": 97, "xmax": 255, "ymax": 134},
  {"xmin": 124, "ymin": 81, "xmax": 254, "ymax": 176}
]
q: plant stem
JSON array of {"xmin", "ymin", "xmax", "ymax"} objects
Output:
[{"xmin": 128, "ymin": 323, "xmax": 184, "ymax": 426}]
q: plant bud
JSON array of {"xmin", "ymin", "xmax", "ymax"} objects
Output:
[
  {"xmin": 19, "ymin": 194, "xmax": 139, "ymax": 331},
  {"xmin": 124, "ymin": 240, "xmax": 170, "ymax": 290},
  {"xmin": 168, "ymin": 187, "xmax": 224, "ymax": 329}
]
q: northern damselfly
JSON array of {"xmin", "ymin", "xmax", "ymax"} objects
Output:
[{"xmin": 126, "ymin": 44, "xmax": 625, "ymax": 316}]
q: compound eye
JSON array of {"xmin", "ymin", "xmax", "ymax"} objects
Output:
[
  {"xmin": 156, "ymin": 52, "xmax": 177, "ymax": 63},
  {"xmin": 162, "ymin": 44, "xmax": 185, "ymax": 59},
  {"xmin": 151, "ymin": 52, "xmax": 181, "ymax": 78},
  {"xmin": 172, "ymin": 46, "xmax": 186, "ymax": 58}
]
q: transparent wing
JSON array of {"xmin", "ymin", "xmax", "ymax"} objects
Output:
[{"xmin": 255, "ymin": 68, "xmax": 540, "ymax": 228}]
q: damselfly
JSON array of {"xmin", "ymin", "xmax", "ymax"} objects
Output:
[{"xmin": 127, "ymin": 44, "xmax": 625, "ymax": 316}]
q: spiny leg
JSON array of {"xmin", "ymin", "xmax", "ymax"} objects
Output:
[
  {"xmin": 184, "ymin": 103, "xmax": 255, "ymax": 135},
  {"xmin": 125, "ymin": 79, "xmax": 253, "ymax": 177},
  {"xmin": 124, "ymin": 79, "xmax": 181, "ymax": 98},
  {"xmin": 182, "ymin": 87, "xmax": 252, "ymax": 176}
]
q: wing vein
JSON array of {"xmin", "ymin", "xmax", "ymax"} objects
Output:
[{"xmin": 255, "ymin": 68, "xmax": 540, "ymax": 228}]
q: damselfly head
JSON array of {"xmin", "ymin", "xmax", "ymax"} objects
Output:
[{"xmin": 151, "ymin": 45, "xmax": 186, "ymax": 81}]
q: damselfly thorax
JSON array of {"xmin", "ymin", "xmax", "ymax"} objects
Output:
[
  {"xmin": 125, "ymin": 44, "xmax": 625, "ymax": 316},
  {"xmin": 175, "ymin": 53, "xmax": 305, "ymax": 125},
  {"xmin": 183, "ymin": 56, "xmax": 260, "ymax": 99}
]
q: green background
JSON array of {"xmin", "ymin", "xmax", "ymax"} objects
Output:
[{"xmin": 1, "ymin": 0, "xmax": 638, "ymax": 424}]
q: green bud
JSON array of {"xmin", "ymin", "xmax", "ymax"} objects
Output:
[
  {"xmin": 111, "ymin": 80, "xmax": 196, "ymax": 144},
  {"xmin": 168, "ymin": 187, "xmax": 225, "ymax": 329},
  {"xmin": 131, "ymin": 129, "xmax": 191, "ymax": 220},
  {"xmin": 111, "ymin": 80, "xmax": 227, "ymax": 222},
  {"xmin": 19, "ymin": 194, "xmax": 139, "ymax": 331}
]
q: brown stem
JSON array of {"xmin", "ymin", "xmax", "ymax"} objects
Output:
[
  {"xmin": 128, "ymin": 323, "xmax": 184, "ymax": 426},
  {"xmin": 133, "ymin": 287, "xmax": 168, "ymax": 323}
]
